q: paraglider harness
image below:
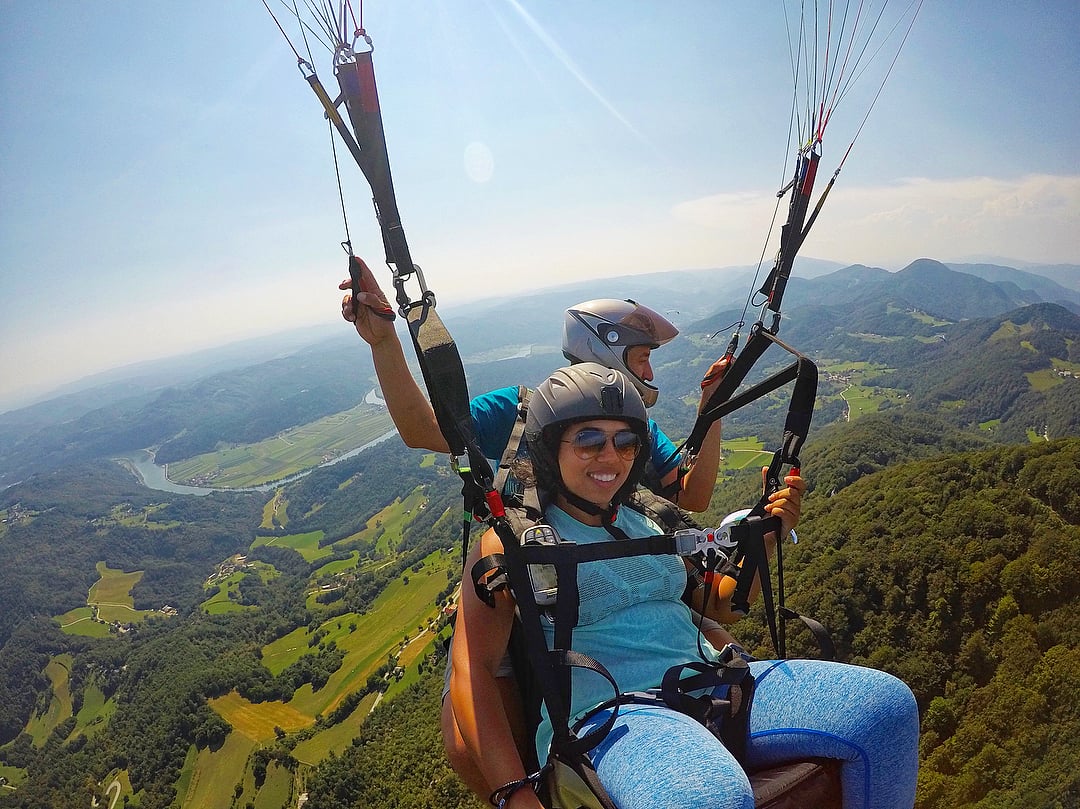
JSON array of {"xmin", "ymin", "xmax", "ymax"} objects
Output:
[
  {"xmin": 462, "ymin": 341, "xmax": 831, "ymax": 804},
  {"xmin": 470, "ymin": 486, "xmax": 762, "ymax": 808}
]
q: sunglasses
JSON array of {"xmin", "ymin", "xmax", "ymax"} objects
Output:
[{"xmin": 563, "ymin": 428, "xmax": 642, "ymax": 461}]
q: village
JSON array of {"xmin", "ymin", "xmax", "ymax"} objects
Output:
[{"xmin": 204, "ymin": 552, "xmax": 257, "ymax": 586}]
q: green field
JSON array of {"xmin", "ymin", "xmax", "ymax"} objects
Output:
[
  {"xmin": 93, "ymin": 502, "xmax": 180, "ymax": 530},
  {"xmin": 89, "ymin": 562, "xmax": 154, "ymax": 624},
  {"xmin": 841, "ymin": 384, "xmax": 879, "ymax": 419},
  {"xmin": 290, "ymin": 691, "xmax": 379, "ymax": 765},
  {"xmin": 251, "ymin": 531, "xmax": 332, "ymax": 564},
  {"xmin": 72, "ymin": 683, "xmax": 116, "ymax": 739},
  {"xmin": 85, "ymin": 771, "xmax": 131, "ymax": 809},
  {"xmin": 0, "ymin": 506, "xmax": 37, "ymax": 539},
  {"xmin": 813, "ymin": 360, "xmax": 908, "ymax": 420},
  {"xmin": 385, "ymin": 633, "xmax": 442, "ymax": 700},
  {"xmin": 290, "ymin": 551, "xmax": 452, "ymax": 719},
  {"xmin": 324, "ymin": 489, "xmax": 423, "ymax": 556},
  {"xmin": 718, "ymin": 437, "xmax": 771, "ymax": 472},
  {"xmin": 201, "ymin": 571, "xmax": 252, "ymax": 615},
  {"xmin": 173, "ymin": 745, "xmax": 200, "ymax": 808},
  {"xmin": 1026, "ymin": 368, "xmax": 1068, "ymax": 391},
  {"xmin": 90, "ymin": 562, "xmax": 142, "ymax": 603},
  {"xmin": 179, "ymin": 736, "xmax": 301, "ymax": 809},
  {"xmin": 208, "ymin": 692, "xmax": 313, "ymax": 742},
  {"xmin": 55, "ymin": 606, "xmax": 112, "ymax": 638},
  {"xmin": 0, "ymin": 763, "xmax": 27, "ymax": 788},
  {"xmin": 253, "ymin": 546, "xmax": 453, "ymax": 737},
  {"xmin": 252, "ymin": 761, "xmax": 293, "ymax": 809},
  {"xmin": 25, "ymin": 655, "xmax": 73, "ymax": 746},
  {"xmin": 311, "ymin": 550, "xmax": 361, "ymax": 577},
  {"xmin": 165, "ymin": 404, "xmax": 394, "ymax": 488},
  {"xmin": 261, "ymin": 623, "xmax": 312, "ymax": 677},
  {"xmin": 371, "ymin": 488, "xmax": 429, "ymax": 556},
  {"xmin": 886, "ymin": 303, "xmax": 951, "ymax": 327},
  {"xmin": 178, "ymin": 731, "xmax": 257, "ymax": 809},
  {"xmin": 260, "ymin": 491, "xmax": 289, "ymax": 530}
]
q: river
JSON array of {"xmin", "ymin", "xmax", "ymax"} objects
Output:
[{"xmin": 116, "ymin": 427, "xmax": 398, "ymax": 497}]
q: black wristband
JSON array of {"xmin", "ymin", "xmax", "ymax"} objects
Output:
[
  {"xmin": 489, "ymin": 769, "xmax": 543, "ymax": 807},
  {"xmin": 489, "ymin": 777, "xmax": 528, "ymax": 807}
]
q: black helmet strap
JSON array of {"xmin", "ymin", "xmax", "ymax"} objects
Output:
[{"xmin": 560, "ymin": 489, "xmax": 620, "ymax": 529}]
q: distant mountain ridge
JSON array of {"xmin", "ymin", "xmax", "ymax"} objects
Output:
[
  {"xmin": 2, "ymin": 258, "xmax": 1078, "ymax": 486},
  {"xmin": 889, "ymin": 301, "xmax": 1080, "ymax": 440},
  {"xmin": 774, "ymin": 259, "xmax": 1065, "ymax": 322}
]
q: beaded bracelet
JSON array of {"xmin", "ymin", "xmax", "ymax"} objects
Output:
[{"xmin": 489, "ymin": 770, "xmax": 543, "ymax": 808}]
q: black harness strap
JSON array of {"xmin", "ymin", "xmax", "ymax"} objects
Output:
[
  {"xmin": 696, "ymin": 346, "xmax": 818, "ymax": 659},
  {"xmin": 313, "ymin": 40, "xmax": 503, "ymax": 537},
  {"xmin": 727, "ymin": 515, "xmax": 783, "ymax": 647},
  {"xmin": 493, "ymin": 387, "xmax": 543, "ymax": 516},
  {"xmin": 473, "ymin": 529, "xmax": 723, "ymax": 755},
  {"xmin": 404, "ymin": 299, "xmax": 472, "ymax": 457},
  {"xmin": 685, "ymin": 326, "xmax": 814, "ymax": 459},
  {"xmin": 334, "ymin": 51, "xmax": 415, "ymax": 300},
  {"xmin": 727, "ymin": 512, "xmax": 834, "ymax": 661},
  {"xmin": 757, "ymin": 148, "xmax": 821, "ymax": 314},
  {"xmin": 660, "ymin": 658, "xmax": 754, "ymax": 762},
  {"xmin": 486, "ymin": 515, "xmax": 580, "ymax": 756}
]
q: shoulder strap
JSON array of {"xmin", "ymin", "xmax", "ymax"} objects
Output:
[
  {"xmin": 493, "ymin": 386, "xmax": 542, "ymax": 516},
  {"xmin": 626, "ymin": 488, "xmax": 700, "ymax": 534}
]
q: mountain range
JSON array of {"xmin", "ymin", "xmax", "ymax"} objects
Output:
[{"xmin": 1, "ymin": 258, "xmax": 1077, "ymax": 489}]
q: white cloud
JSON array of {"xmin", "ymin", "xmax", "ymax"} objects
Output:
[{"xmin": 672, "ymin": 174, "xmax": 1080, "ymax": 268}]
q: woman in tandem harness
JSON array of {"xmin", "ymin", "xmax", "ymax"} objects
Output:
[{"xmin": 447, "ymin": 363, "xmax": 919, "ymax": 809}]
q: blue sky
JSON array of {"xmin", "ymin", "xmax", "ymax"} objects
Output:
[{"xmin": 1, "ymin": 1, "xmax": 1078, "ymax": 410}]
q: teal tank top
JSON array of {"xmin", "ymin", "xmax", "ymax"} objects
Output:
[{"xmin": 534, "ymin": 505, "xmax": 719, "ymax": 758}]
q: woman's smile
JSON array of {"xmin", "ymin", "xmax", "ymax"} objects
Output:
[{"xmin": 557, "ymin": 419, "xmax": 634, "ymax": 513}]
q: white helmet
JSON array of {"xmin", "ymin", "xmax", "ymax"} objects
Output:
[{"xmin": 562, "ymin": 299, "xmax": 678, "ymax": 407}]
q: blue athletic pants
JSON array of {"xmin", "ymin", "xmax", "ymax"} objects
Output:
[{"xmin": 575, "ymin": 659, "xmax": 919, "ymax": 809}]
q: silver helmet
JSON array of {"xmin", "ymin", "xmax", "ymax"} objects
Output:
[
  {"xmin": 562, "ymin": 299, "xmax": 678, "ymax": 407},
  {"xmin": 525, "ymin": 363, "xmax": 649, "ymax": 507}
]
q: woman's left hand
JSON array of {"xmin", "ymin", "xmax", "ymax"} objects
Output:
[{"xmin": 764, "ymin": 471, "xmax": 805, "ymax": 537}]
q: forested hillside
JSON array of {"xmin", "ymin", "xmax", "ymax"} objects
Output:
[
  {"xmin": 0, "ymin": 456, "xmax": 274, "ymax": 764},
  {"xmin": 301, "ymin": 438, "xmax": 1080, "ymax": 809},
  {"xmin": 889, "ymin": 303, "xmax": 1080, "ymax": 440},
  {"xmin": 2, "ymin": 424, "xmax": 1078, "ymax": 808},
  {"xmin": 0, "ymin": 435, "xmax": 467, "ymax": 808}
]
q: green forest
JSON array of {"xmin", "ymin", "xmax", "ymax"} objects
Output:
[{"xmin": 293, "ymin": 436, "xmax": 1080, "ymax": 809}]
